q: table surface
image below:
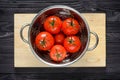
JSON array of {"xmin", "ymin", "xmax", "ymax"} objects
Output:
[
  {"xmin": 0, "ymin": 0, "xmax": 120, "ymax": 79},
  {"xmin": 14, "ymin": 13, "xmax": 106, "ymax": 67}
]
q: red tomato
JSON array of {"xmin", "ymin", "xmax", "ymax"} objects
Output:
[
  {"xmin": 50, "ymin": 45, "xmax": 67, "ymax": 62},
  {"xmin": 62, "ymin": 18, "xmax": 80, "ymax": 35},
  {"xmin": 55, "ymin": 33, "xmax": 65, "ymax": 44},
  {"xmin": 35, "ymin": 31, "xmax": 54, "ymax": 51},
  {"xmin": 63, "ymin": 36, "xmax": 81, "ymax": 53},
  {"xmin": 44, "ymin": 16, "xmax": 62, "ymax": 34}
]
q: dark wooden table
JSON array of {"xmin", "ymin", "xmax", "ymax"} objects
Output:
[{"xmin": 0, "ymin": 0, "xmax": 120, "ymax": 79}]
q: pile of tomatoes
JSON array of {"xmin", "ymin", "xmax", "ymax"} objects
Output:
[{"xmin": 35, "ymin": 16, "xmax": 82, "ymax": 62}]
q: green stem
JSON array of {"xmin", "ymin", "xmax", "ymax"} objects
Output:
[
  {"xmin": 40, "ymin": 37, "xmax": 46, "ymax": 48},
  {"xmin": 70, "ymin": 19, "xmax": 76, "ymax": 27},
  {"xmin": 50, "ymin": 18, "xmax": 55, "ymax": 26},
  {"xmin": 68, "ymin": 37, "xmax": 74, "ymax": 44},
  {"xmin": 55, "ymin": 49, "xmax": 61, "ymax": 61},
  {"xmin": 70, "ymin": 20, "xmax": 74, "ymax": 26}
]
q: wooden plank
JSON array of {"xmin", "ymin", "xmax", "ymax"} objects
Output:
[
  {"xmin": 14, "ymin": 13, "xmax": 106, "ymax": 67},
  {"xmin": 0, "ymin": 1, "xmax": 120, "ymax": 79},
  {"xmin": 107, "ymin": 22, "xmax": 120, "ymax": 33},
  {"xmin": 1, "ymin": 73, "xmax": 120, "ymax": 80},
  {"xmin": 1, "ymin": 8, "xmax": 120, "ymax": 21},
  {"xmin": 0, "ymin": 64, "xmax": 14, "ymax": 73}
]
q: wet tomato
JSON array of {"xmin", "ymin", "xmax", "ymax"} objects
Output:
[
  {"xmin": 44, "ymin": 16, "xmax": 62, "ymax": 34},
  {"xmin": 63, "ymin": 36, "xmax": 81, "ymax": 53},
  {"xmin": 50, "ymin": 45, "xmax": 67, "ymax": 62},
  {"xmin": 62, "ymin": 18, "xmax": 80, "ymax": 35},
  {"xmin": 55, "ymin": 33, "xmax": 65, "ymax": 44},
  {"xmin": 35, "ymin": 31, "xmax": 54, "ymax": 51}
]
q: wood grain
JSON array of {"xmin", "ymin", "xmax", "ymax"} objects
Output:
[
  {"xmin": 14, "ymin": 13, "xmax": 106, "ymax": 67},
  {"xmin": 0, "ymin": 0, "xmax": 120, "ymax": 79}
]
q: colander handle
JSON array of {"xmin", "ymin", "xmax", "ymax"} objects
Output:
[
  {"xmin": 20, "ymin": 24, "xmax": 30, "ymax": 44},
  {"xmin": 87, "ymin": 31, "xmax": 99, "ymax": 51}
]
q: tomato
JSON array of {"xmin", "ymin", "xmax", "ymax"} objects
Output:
[
  {"xmin": 50, "ymin": 45, "xmax": 67, "ymax": 62},
  {"xmin": 44, "ymin": 16, "xmax": 62, "ymax": 34},
  {"xmin": 35, "ymin": 31, "xmax": 54, "ymax": 51},
  {"xmin": 55, "ymin": 33, "xmax": 65, "ymax": 44},
  {"xmin": 63, "ymin": 36, "xmax": 81, "ymax": 53},
  {"xmin": 62, "ymin": 18, "xmax": 80, "ymax": 35}
]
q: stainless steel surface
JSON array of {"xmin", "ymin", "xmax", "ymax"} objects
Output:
[
  {"xmin": 20, "ymin": 24, "xmax": 30, "ymax": 44},
  {"xmin": 87, "ymin": 31, "xmax": 99, "ymax": 51},
  {"xmin": 20, "ymin": 5, "xmax": 99, "ymax": 67}
]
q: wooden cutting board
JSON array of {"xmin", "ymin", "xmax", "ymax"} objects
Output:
[{"xmin": 14, "ymin": 13, "xmax": 106, "ymax": 67}]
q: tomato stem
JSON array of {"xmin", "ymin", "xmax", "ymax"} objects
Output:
[
  {"xmin": 40, "ymin": 37, "xmax": 46, "ymax": 48},
  {"xmin": 55, "ymin": 49, "xmax": 61, "ymax": 61},
  {"xmin": 68, "ymin": 37, "xmax": 74, "ymax": 44},
  {"xmin": 50, "ymin": 18, "xmax": 55, "ymax": 26},
  {"xmin": 70, "ymin": 19, "xmax": 75, "ymax": 27}
]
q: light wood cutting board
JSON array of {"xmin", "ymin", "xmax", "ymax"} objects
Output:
[{"xmin": 14, "ymin": 13, "xmax": 106, "ymax": 67}]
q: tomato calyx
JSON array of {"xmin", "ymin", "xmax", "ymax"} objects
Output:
[
  {"xmin": 40, "ymin": 37, "xmax": 46, "ymax": 48},
  {"xmin": 70, "ymin": 19, "xmax": 75, "ymax": 27},
  {"xmin": 67, "ymin": 19, "xmax": 79, "ymax": 31},
  {"xmin": 68, "ymin": 37, "xmax": 74, "ymax": 44},
  {"xmin": 67, "ymin": 19, "xmax": 75, "ymax": 27},
  {"xmin": 55, "ymin": 49, "xmax": 62, "ymax": 61},
  {"xmin": 68, "ymin": 37, "xmax": 77, "ymax": 46},
  {"xmin": 50, "ymin": 18, "xmax": 55, "ymax": 27}
]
